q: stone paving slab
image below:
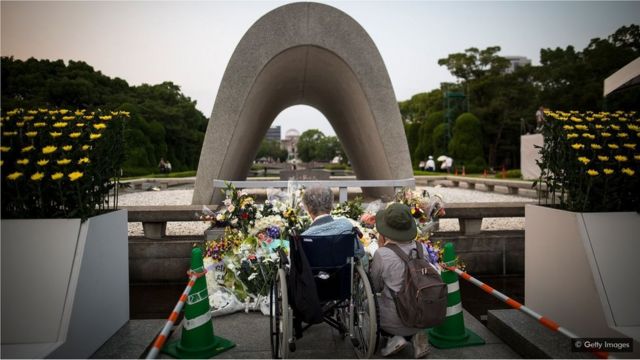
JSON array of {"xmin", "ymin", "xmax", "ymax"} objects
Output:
[
  {"xmin": 91, "ymin": 319, "xmax": 165, "ymax": 359},
  {"xmin": 149, "ymin": 310, "xmax": 519, "ymax": 359}
]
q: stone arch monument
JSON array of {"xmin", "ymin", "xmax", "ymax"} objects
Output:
[{"xmin": 192, "ymin": 2, "xmax": 413, "ymax": 205}]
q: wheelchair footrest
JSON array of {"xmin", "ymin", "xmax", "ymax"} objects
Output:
[{"xmin": 350, "ymin": 337, "xmax": 360, "ymax": 348}]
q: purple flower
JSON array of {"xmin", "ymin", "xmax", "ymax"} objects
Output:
[{"xmin": 266, "ymin": 226, "xmax": 280, "ymax": 239}]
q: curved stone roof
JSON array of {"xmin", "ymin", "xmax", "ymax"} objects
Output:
[{"xmin": 193, "ymin": 2, "xmax": 412, "ymax": 204}]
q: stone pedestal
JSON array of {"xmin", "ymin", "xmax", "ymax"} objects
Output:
[{"xmin": 520, "ymin": 134, "xmax": 543, "ymax": 180}]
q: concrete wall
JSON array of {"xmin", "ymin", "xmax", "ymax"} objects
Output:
[{"xmin": 129, "ymin": 230, "xmax": 523, "ymax": 283}]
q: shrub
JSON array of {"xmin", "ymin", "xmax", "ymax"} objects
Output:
[
  {"xmin": 1, "ymin": 108, "xmax": 127, "ymax": 219},
  {"xmin": 449, "ymin": 112, "xmax": 485, "ymax": 167}
]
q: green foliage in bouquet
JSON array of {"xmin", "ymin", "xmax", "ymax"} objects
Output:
[
  {"xmin": 536, "ymin": 110, "xmax": 639, "ymax": 212},
  {"xmin": 331, "ymin": 195, "xmax": 364, "ymax": 220},
  {"xmin": 1, "ymin": 108, "xmax": 127, "ymax": 219}
]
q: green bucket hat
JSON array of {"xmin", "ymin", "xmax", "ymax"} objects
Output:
[{"xmin": 375, "ymin": 203, "xmax": 417, "ymax": 242}]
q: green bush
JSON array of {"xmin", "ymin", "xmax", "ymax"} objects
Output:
[
  {"xmin": 324, "ymin": 163, "xmax": 348, "ymax": 170},
  {"xmin": 495, "ymin": 169, "xmax": 522, "ymax": 179},
  {"xmin": 449, "ymin": 112, "xmax": 485, "ymax": 166}
]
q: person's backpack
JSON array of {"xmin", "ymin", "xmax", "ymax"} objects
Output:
[{"xmin": 385, "ymin": 242, "xmax": 447, "ymax": 328}]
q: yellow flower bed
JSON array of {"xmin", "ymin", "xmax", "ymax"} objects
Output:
[
  {"xmin": 1, "ymin": 108, "xmax": 129, "ymax": 219},
  {"xmin": 539, "ymin": 110, "xmax": 639, "ymax": 212}
]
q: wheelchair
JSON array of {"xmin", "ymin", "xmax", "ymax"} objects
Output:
[{"xmin": 269, "ymin": 229, "xmax": 379, "ymax": 358}]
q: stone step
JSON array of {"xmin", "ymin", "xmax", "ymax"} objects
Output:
[
  {"xmin": 487, "ymin": 309, "xmax": 595, "ymax": 359},
  {"xmin": 90, "ymin": 319, "xmax": 166, "ymax": 359}
]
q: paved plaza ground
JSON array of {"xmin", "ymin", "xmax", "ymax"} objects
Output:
[{"xmin": 94, "ymin": 311, "xmax": 521, "ymax": 359}]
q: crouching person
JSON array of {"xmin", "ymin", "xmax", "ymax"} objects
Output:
[{"xmin": 370, "ymin": 203, "xmax": 447, "ymax": 358}]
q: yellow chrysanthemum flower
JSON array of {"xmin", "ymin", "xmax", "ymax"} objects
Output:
[
  {"xmin": 591, "ymin": 144, "xmax": 602, "ymax": 150},
  {"xmin": 577, "ymin": 157, "xmax": 590, "ymax": 165},
  {"xmin": 575, "ymin": 125, "xmax": 588, "ymax": 131},
  {"xmin": 26, "ymin": 131, "xmax": 38, "ymax": 137},
  {"xmin": 62, "ymin": 145, "xmax": 73, "ymax": 151},
  {"xmin": 22, "ymin": 116, "xmax": 34, "ymax": 121},
  {"xmin": 587, "ymin": 169, "xmax": 599, "ymax": 176},
  {"xmin": 635, "ymin": 155, "xmax": 640, "ymax": 161},
  {"xmin": 597, "ymin": 155, "xmax": 609, "ymax": 161},
  {"xmin": 1, "ymin": 146, "xmax": 10, "ymax": 152},
  {"xmin": 42, "ymin": 145, "xmax": 57, "ymax": 154},
  {"xmin": 621, "ymin": 168, "xmax": 635, "ymax": 176},
  {"xmin": 82, "ymin": 145, "xmax": 90, "ymax": 151},
  {"xmin": 571, "ymin": 143, "xmax": 584, "ymax": 150},
  {"xmin": 617, "ymin": 132, "xmax": 629, "ymax": 138},
  {"xmin": 27, "ymin": 110, "xmax": 38, "ymax": 115},
  {"xmin": 59, "ymin": 109, "xmax": 69, "ymax": 115},
  {"xmin": 16, "ymin": 122, "xmax": 25, "ymax": 127},
  {"xmin": 602, "ymin": 132, "xmax": 611, "ymax": 137},
  {"xmin": 93, "ymin": 123, "xmax": 107, "ymax": 130},
  {"xmin": 37, "ymin": 159, "xmax": 49, "ymax": 166},
  {"xmin": 119, "ymin": 111, "xmax": 130, "ymax": 117},
  {"xmin": 48, "ymin": 110, "xmax": 59, "ymax": 115},
  {"xmin": 603, "ymin": 168, "xmax": 614, "ymax": 175},
  {"xmin": 89, "ymin": 133, "xmax": 102, "ymax": 140},
  {"xmin": 595, "ymin": 124, "xmax": 604, "ymax": 129},
  {"xmin": 581, "ymin": 133, "xmax": 595, "ymax": 140},
  {"xmin": 51, "ymin": 172, "xmax": 64, "ymax": 180},
  {"xmin": 608, "ymin": 144, "xmax": 619, "ymax": 149},
  {"xmin": 99, "ymin": 115, "xmax": 112, "ymax": 121},
  {"xmin": 38, "ymin": 108, "xmax": 47, "ymax": 113},
  {"xmin": 76, "ymin": 123, "xmax": 85, "ymax": 127},
  {"xmin": 30, "ymin": 172, "xmax": 44, "ymax": 181},
  {"xmin": 17, "ymin": 158, "xmax": 29, "ymax": 165},
  {"xmin": 615, "ymin": 155, "xmax": 628, "ymax": 162},
  {"xmin": 49, "ymin": 131, "xmax": 62, "ymax": 138},
  {"xmin": 69, "ymin": 132, "xmax": 81, "ymax": 138},
  {"xmin": 563, "ymin": 125, "xmax": 574, "ymax": 131},
  {"xmin": 623, "ymin": 143, "xmax": 637, "ymax": 150},
  {"xmin": 75, "ymin": 110, "xmax": 85, "ymax": 116},
  {"xmin": 2, "ymin": 131, "xmax": 18, "ymax": 136},
  {"xmin": 628, "ymin": 124, "xmax": 640, "ymax": 131},
  {"xmin": 7, "ymin": 172, "xmax": 23, "ymax": 181},
  {"xmin": 57, "ymin": 158, "xmax": 71, "ymax": 165},
  {"xmin": 22, "ymin": 145, "xmax": 35, "ymax": 153},
  {"xmin": 62, "ymin": 116, "xmax": 75, "ymax": 121},
  {"xmin": 567, "ymin": 133, "xmax": 578, "ymax": 139},
  {"xmin": 571, "ymin": 117, "xmax": 583, "ymax": 123},
  {"xmin": 34, "ymin": 122, "xmax": 46, "ymax": 127},
  {"xmin": 68, "ymin": 171, "xmax": 83, "ymax": 181},
  {"xmin": 53, "ymin": 122, "xmax": 68, "ymax": 128},
  {"xmin": 611, "ymin": 125, "xmax": 621, "ymax": 130},
  {"xmin": 83, "ymin": 115, "xmax": 94, "ymax": 120},
  {"xmin": 78, "ymin": 157, "xmax": 90, "ymax": 164},
  {"xmin": 0, "ymin": 160, "xmax": 3, "ymax": 166}
]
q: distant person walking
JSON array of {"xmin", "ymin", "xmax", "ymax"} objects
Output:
[
  {"xmin": 535, "ymin": 106, "xmax": 545, "ymax": 132},
  {"xmin": 425, "ymin": 156, "xmax": 435, "ymax": 172},
  {"xmin": 418, "ymin": 160, "xmax": 426, "ymax": 171},
  {"xmin": 158, "ymin": 157, "xmax": 168, "ymax": 173}
]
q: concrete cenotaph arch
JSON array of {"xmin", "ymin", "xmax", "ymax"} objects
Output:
[{"xmin": 192, "ymin": 2, "xmax": 413, "ymax": 205}]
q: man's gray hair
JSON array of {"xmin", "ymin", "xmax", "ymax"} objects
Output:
[{"xmin": 302, "ymin": 186, "xmax": 333, "ymax": 215}]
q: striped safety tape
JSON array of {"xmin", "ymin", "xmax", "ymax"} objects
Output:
[
  {"xmin": 444, "ymin": 265, "xmax": 610, "ymax": 359},
  {"xmin": 146, "ymin": 274, "xmax": 198, "ymax": 359}
]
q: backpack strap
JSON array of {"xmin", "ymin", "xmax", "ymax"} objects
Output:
[{"xmin": 385, "ymin": 241, "xmax": 424, "ymax": 262}]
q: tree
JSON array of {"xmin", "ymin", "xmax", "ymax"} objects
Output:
[{"xmin": 448, "ymin": 112, "xmax": 486, "ymax": 172}]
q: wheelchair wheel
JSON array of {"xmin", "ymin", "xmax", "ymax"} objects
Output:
[
  {"xmin": 269, "ymin": 268, "xmax": 291, "ymax": 359},
  {"xmin": 351, "ymin": 263, "xmax": 379, "ymax": 358}
]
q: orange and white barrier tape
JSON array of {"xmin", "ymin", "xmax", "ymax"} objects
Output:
[
  {"xmin": 146, "ymin": 269, "xmax": 207, "ymax": 359},
  {"xmin": 444, "ymin": 265, "xmax": 610, "ymax": 359}
]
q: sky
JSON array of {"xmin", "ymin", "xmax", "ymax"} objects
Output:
[{"xmin": 2, "ymin": 1, "xmax": 639, "ymax": 138}]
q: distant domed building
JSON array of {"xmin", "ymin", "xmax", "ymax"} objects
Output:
[{"xmin": 282, "ymin": 128, "xmax": 300, "ymax": 162}]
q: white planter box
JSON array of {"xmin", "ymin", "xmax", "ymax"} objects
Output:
[
  {"xmin": 1, "ymin": 209, "xmax": 129, "ymax": 358},
  {"xmin": 525, "ymin": 205, "xmax": 640, "ymax": 346}
]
